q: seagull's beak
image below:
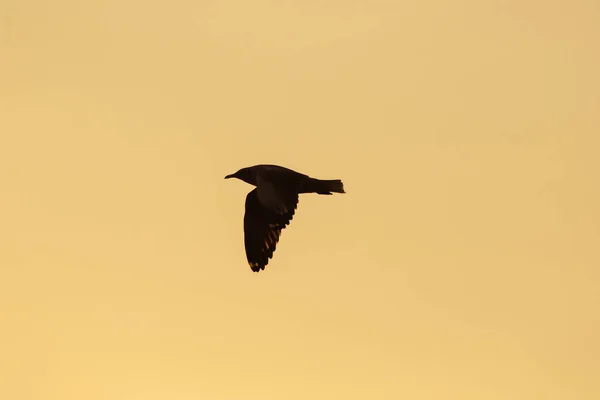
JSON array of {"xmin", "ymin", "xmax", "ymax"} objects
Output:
[{"xmin": 224, "ymin": 174, "xmax": 234, "ymax": 179}]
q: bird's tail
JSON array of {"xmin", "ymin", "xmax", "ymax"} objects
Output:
[{"xmin": 303, "ymin": 178, "xmax": 345, "ymax": 195}]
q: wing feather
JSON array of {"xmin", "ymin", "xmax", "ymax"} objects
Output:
[{"xmin": 243, "ymin": 188, "xmax": 298, "ymax": 272}]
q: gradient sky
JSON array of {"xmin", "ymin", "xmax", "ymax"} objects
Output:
[{"xmin": 1, "ymin": 1, "xmax": 599, "ymax": 399}]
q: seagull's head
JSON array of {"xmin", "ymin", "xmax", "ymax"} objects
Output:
[{"xmin": 225, "ymin": 167, "xmax": 256, "ymax": 186}]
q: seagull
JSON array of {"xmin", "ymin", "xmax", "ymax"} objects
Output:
[{"xmin": 225, "ymin": 164, "xmax": 345, "ymax": 272}]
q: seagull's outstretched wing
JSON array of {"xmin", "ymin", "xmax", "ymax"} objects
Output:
[{"xmin": 243, "ymin": 188, "xmax": 298, "ymax": 272}]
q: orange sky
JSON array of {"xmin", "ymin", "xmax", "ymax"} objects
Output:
[{"xmin": 1, "ymin": 1, "xmax": 599, "ymax": 399}]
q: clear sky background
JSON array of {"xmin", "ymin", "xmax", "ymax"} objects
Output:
[{"xmin": 1, "ymin": 1, "xmax": 599, "ymax": 399}]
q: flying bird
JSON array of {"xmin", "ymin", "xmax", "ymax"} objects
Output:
[{"xmin": 225, "ymin": 164, "xmax": 345, "ymax": 272}]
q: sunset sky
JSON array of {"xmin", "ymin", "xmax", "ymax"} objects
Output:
[{"xmin": 1, "ymin": 1, "xmax": 599, "ymax": 399}]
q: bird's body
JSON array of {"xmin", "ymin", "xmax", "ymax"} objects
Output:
[{"xmin": 225, "ymin": 164, "xmax": 345, "ymax": 272}]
